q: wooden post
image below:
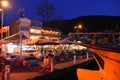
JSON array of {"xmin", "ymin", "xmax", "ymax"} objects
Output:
[
  {"xmin": 2, "ymin": 63, "xmax": 5, "ymax": 80},
  {"xmin": 50, "ymin": 58, "xmax": 54, "ymax": 72},
  {"xmin": 74, "ymin": 55, "xmax": 77, "ymax": 65},
  {"xmin": 4, "ymin": 65, "xmax": 10, "ymax": 80},
  {"xmin": 86, "ymin": 52, "xmax": 89, "ymax": 60}
]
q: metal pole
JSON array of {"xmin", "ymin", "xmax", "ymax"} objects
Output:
[
  {"xmin": 7, "ymin": 26, "xmax": 9, "ymax": 38},
  {"xmin": 20, "ymin": 32, "xmax": 22, "ymax": 61},
  {"xmin": 4, "ymin": 65, "xmax": 10, "ymax": 80},
  {"xmin": 1, "ymin": 9, "xmax": 3, "ymax": 39},
  {"xmin": 0, "ymin": 9, "xmax": 3, "ymax": 57},
  {"xmin": 112, "ymin": 33, "xmax": 116, "ymax": 48},
  {"xmin": 77, "ymin": 28, "xmax": 79, "ymax": 41},
  {"xmin": 77, "ymin": 28, "xmax": 78, "ymax": 33}
]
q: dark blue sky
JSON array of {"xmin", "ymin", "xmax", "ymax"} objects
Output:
[{"xmin": 3, "ymin": 0, "xmax": 120, "ymax": 25}]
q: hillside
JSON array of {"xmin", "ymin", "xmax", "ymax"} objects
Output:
[
  {"xmin": 71, "ymin": 15, "xmax": 120, "ymax": 33},
  {"xmin": 43, "ymin": 15, "xmax": 120, "ymax": 34}
]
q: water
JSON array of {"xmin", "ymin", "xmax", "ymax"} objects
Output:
[{"xmin": 31, "ymin": 60, "xmax": 98, "ymax": 80}]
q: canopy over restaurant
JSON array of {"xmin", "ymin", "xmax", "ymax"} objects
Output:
[
  {"xmin": 4, "ymin": 32, "xmax": 28, "ymax": 43},
  {"xmin": 0, "ymin": 32, "xmax": 28, "ymax": 55},
  {"xmin": 23, "ymin": 37, "xmax": 59, "ymax": 45},
  {"xmin": 59, "ymin": 37, "xmax": 74, "ymax": 44}
]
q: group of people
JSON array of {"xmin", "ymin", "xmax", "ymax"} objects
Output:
[{"xmin": 38, "ymin": 49, "xmax": 88, "ymax": 63}]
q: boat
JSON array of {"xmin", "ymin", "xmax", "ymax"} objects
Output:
[{"xmin": 76, "ymin": 44, "xmax": 120, "ymax": 80}]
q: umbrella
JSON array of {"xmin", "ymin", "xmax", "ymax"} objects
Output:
[
  {"xmin": 23, "ymin": 37, "xmax": 59, "ymax": 53},
  {"xmin": 59, "ymin": 37, "xmax": 74, "ymax": 44},
  {"xmin": 36, "ymin": 41, "xmax": 59, "ymax": 45},
  {"xmin": 24, "ymin": 38, "xmax": 59, "ymax": 45}
]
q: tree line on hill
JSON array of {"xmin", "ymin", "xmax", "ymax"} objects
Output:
[
  {"xmin": 37, "ymin": 0, "xmax": 120, "ymax": 35},
  {"xmin": 43, "ymin": 15, "xmax": 120, "ymax": 35}
]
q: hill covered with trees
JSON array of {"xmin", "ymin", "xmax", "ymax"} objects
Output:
[
  {"xmin": 47, "ymin": 15, "xmax": 120, "ymax": 34},
  {"xmin": 36, "ymin": 1, "xmax": 120, "ymax": 34},
  {"xmin": 71, "ymin": 15, "xmax": 120, "ymax": 33}
]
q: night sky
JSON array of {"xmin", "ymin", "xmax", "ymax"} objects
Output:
[{"xmin": 2, "ymin": 0, "xmax": 120, "ymax": 25}]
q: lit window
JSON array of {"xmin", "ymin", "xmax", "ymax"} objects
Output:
[{"xmin": 30, "ymin": 29, "xmax": 41, "ymax": 34}]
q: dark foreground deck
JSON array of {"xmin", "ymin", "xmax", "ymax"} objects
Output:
[{"xmin": 0, "ymin": 57, "xmax": 93, "ymax": 80}]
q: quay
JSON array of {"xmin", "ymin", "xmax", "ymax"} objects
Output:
[
  {"xmin": 1, "ymin": 42, "xmax": 120, "ymax": 80},
  {"xmin": 0, "ymin": 56, "xmax": 93, "ymax": 80},
  {"xmin": 30, "ymin": 58, "xmax": 94, "ymax": 80}
]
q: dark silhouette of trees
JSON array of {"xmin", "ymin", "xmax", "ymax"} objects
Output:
[
  {"xmin": 37, "ymin": 1, "xmax": 120, "ymax": 34},
  {"xmin": 37, "ymin": 0, "xmax": 55, "ymax": 23},
  {"xmin": 71, "ymin": 15, "xmax": 120, "ymax": 33},
  {"xmin": 37, "ymin": 0, "xmax": 64, "ymax": 30}
]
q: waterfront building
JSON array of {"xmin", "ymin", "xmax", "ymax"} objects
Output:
[{"xmin": 1, "ymin": 17, "xmax": 61, "ymax": 54}]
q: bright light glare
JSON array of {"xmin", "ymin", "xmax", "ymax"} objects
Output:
[
  {"xmin": 1, "ymin": 1, "xmax": 9, "ymax": 7},
  {"xmin": 78, "ymin": 25, "xmax": 82, "ymax": 29},
  {"xmin": 0, "ymin": 9, "xmax": 3, "ymax": 11}
]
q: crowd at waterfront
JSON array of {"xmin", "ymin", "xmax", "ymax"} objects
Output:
[
  {"xmin": 1, "ymin": 32, "xmax": 119, "ymax": 79},
  {"xmin": 1, "ymin": 47, "xmax": 90, "ymax": 67},
  {"xmin": 0, "ymin": 45, "xmax": 94, "ymax": 80}
]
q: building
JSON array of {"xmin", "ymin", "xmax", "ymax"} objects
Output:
[
  {"xmin": 2, "ymin": 17, "xmax": 61, "ymax": 54},
  {"xmin": 8, "ymin": 18, "xmax": 61, "ymax": 41}
]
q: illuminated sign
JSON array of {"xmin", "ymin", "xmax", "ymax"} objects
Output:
[{"xmin": 20, "ymin": 26, "xmax": 29, "ymax": 31}]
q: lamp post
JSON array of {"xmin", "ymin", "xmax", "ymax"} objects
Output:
[
  {"xmin": 0, "ymin": 9, "xmax": 3, "ymax": 39},
  {"xmin": 0, "ymin": 0, "xmax": 9, "ymax": 39},
  {"xmin": 74, "ymin": 25, "xmax": 82, "ymax": 41},
  {"xmin": 74, "ymin": 25, "xmax": 82, "ymax": 33},
  {"xmin": 0, "ymin": 1, "xmax": 9, "ymax": 80}
]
